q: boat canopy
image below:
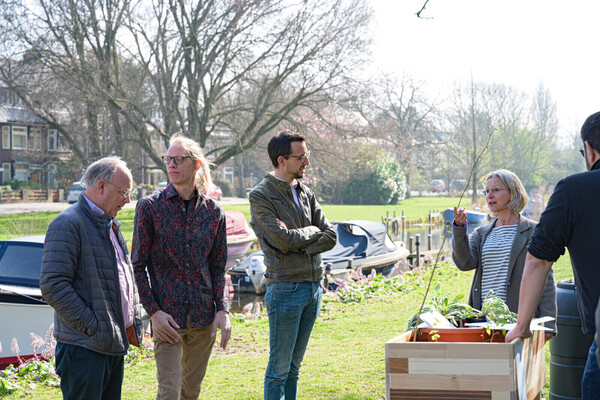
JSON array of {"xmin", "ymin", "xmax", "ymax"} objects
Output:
[
  {"xmin": 322, "ymin": 220, "xmax": 397, "ymax": 265},
  {"xmin": 225, "ymin": 211, "xmax": 255, "ymax": 242}
]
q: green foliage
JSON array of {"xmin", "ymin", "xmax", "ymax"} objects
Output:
[
  {"xmin": 406, "ymin": 283, "xmax": 479, "ymax": 330},
  {"xmin": 323, "ymin": 270, "xmax": 407, "ymax": 305},
  {"xmin": 123, "ymin": 339, "xmax": 155, "ymax": 365},
  {"xmin": 2, "ymin": 180, "xmax": 47, "ymax": 190},
  {"xmin": 480, "ymin": 291, "xmax": 517, "ymax": 325},
  {"xmin": 214, "ymin": 177, "xmax": 234, "ymax": 197},
  {"xmin": 0, "ymin": 359, "xmax": 59, "ymax": 395},
  {"xmin": 339, "ymin": 151, "xmax": 406, "ymax": 205}
]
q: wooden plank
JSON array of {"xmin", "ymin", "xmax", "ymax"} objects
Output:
[
  {"xmin": 491, "ymin": 392, "xmax": 511, "ymax": 400},
  {"xmin": 390, "ymin": 388, "xmax": 492, "ymax": 400},
  {"xmin": 446, "ymin": 342, "xmax": 513, "ymax": 359},
  {"xmin": 387, "ymin": 346, "xmax": 449, "ymax": 359},
  {"xmin": 388, "ymin": 373, "xmax": 512, "ymax": 391},
  {"xmin": 408, "ymin": 357, "xmax": 511, "ymax": 375},
  {"xmin": 387, "ymin": 357, "xmax": 408, "ymax": 373}
]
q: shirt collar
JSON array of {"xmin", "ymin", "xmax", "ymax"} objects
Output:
[
  {"xmin": 82, "ymin": 193, "xmax": 106, "ymax": 216},
  {"xmin": 269, "ymin": 172, "xmax": 299, "ymax": 188}
]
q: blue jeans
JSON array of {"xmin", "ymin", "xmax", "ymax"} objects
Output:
[
  {"xmin": 55, "ymin": 342, "xmax": 124, "ymax": 400},
  {"xmin": 264, "ymin": 281, "xmax": 322, "ymax": 400},
  {"xmin": 582, "ymin": 341, "xmax": 600, "ymax": 399}
]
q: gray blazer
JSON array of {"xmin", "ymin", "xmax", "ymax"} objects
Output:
[{"xmin": 452, "ymin": 215, "xmax": 556, "ymax": 331}]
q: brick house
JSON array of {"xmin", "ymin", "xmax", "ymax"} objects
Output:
[{"xmin": 0, "ymin": 85, "xmax": 71, "ymax": 188}]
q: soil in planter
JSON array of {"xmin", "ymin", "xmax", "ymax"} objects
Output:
[{"xmin": 417, "ymin": 327, "xmax": 489, "ymax": 342}]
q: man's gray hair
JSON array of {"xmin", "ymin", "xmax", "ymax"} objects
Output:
[{"xmin": 81, "ymin": 157, "xmax": 129, "ymax": 188}]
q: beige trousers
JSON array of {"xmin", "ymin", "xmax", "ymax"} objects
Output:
[{"xmin": 154, "ymin": 321, "xmax": 215, "ymax": 400}]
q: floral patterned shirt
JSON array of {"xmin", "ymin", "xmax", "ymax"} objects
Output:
[{"xmin": 132, "ymin": 184, "xmax": 228, "ymax": 329}]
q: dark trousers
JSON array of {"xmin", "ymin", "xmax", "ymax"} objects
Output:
[{"xmin": 55, "ymin": 342, "xmax": 124, "ymax": 400}]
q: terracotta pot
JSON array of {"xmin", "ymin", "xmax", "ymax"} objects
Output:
[{"xmin": 417, "ymin": 327, "xmax": 488, "ymax": 342}]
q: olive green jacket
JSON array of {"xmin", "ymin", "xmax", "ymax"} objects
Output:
[{"xmin": 249, "ymin": 173, "xmax": 336, "ymax": 283}]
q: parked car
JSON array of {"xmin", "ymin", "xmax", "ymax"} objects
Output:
[
  {"xmin": 207, "ymin": 183, "xmax": 223, "ymax": 201},
  {"xmin": 429, "ymin": 179, "xmax": 446, "ymax": 192},
  {"xmin": 151, "ymin": 182, "xmax": 168, "ymax": 196},
  {"xmin": 449, "ymin": 179, "xmax": 467, "ymax": 194},
  {"xmin": 66, "ymin": 182, "xmax": 85, "ymax": 204}
]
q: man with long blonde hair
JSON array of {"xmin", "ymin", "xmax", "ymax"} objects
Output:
[{"xmin": 132, "ymin": 135, "xmax": 231, "ymax": 399}]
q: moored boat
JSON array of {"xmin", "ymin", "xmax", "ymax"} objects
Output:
[
  {"xmin": 322, "ymin": 220, "xmax": 409, "ymax": 278},
  {"xmin": 227, "ymin": 220, "xmax": 410, "ymax": 294},
  {"xmin": 442, "ymin": 208, "xmax": 488, "ymax": 225},
  {"xmin": 225, "ymin": 211, "xmax": 257, "ymax": 270},
  {"xmin": 0, "ymin": 236, "xmax": 54, "ymax": 369}
]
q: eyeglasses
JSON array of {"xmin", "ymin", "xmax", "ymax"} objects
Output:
[
  {"xmin": 284, "ymin": 151, "xmax": 310, "ymax": 163},
  {"xmin": 579, "ymin": 145, "xmax": 585, "ymax": 158},
  {"xmin": 107, "ymin": 181, "xmax": 131, "ymax": 199},
  {"xmin": 482, "ymin": 188, "xmax": 510, "ymax": 196},
  {"xmin": 162, "ymin": 155, "xmax": 195, "ymax": 165}
]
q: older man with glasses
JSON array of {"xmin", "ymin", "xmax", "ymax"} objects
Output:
[
  {"xmin": 507, "ymin": 111, "xmax": 600, "ymax": 398},
  {"xmin": 132, "ymin": 134, "xmax": 230, "ymax": 399},
  {"xmin": 41, "ymin": 157, "xmax": 144, "ymax": 400}
]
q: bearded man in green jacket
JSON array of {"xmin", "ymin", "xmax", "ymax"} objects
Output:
[{"xmin": 249, "ymin": 131, "xmax": 336, "ymax": 400}]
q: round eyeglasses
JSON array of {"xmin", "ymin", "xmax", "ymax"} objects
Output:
[{"xmin": 162, "ymin": 155, "xmax": 195, "ymax": 165}]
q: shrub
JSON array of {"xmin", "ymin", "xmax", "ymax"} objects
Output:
[{"xmin": 339, "ymin": 151, "xmax": 406, "ymax": 205}]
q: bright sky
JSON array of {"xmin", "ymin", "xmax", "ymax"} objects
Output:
[{"xmin": 369, "ymin": 0, "xmax": 600, "ymax": 140}]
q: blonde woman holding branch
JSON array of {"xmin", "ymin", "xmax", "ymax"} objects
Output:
[{"xmin": 451, "ymin": 169, "xmax": 556, "ymax": 336}]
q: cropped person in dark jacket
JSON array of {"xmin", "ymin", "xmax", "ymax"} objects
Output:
[
  {"xmin": 249, "ymin": 131, "xmax": 336, "ymax": 400},
  {"xmin": 452, "ymin": 169, "xmax": 556, "ymax": 334},
  {"xmin": 40, "ymin": 157, "xmax": 144, "ymax": 400},
  {"xmin": 507, "ymin": 111, "xmax": 600, "ymax": 398}
]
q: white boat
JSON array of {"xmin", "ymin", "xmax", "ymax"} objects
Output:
[
  {"xmin": 225, "ymin": 211, "xmax": 257, "ymax": 270},
  {"xmin": 0, "ymin": 236, "xmax": 54, "ymax": 369},
  {"xmin": 227, "ymin": 220, "xmax": 410, "ymax": 294}
]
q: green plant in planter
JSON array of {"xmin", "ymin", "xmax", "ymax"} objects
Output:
[
  {"xmin": 406, "ymin": 284, "xmax": 480, "ymax": 330},
  {"xmin": 480, "ymin": 290, "xmax": 517, "ymax": 328}
]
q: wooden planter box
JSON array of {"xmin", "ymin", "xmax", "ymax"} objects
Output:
[{"xmin": 385, "ymin": 329, "xmax": 545, "ymax": 400}]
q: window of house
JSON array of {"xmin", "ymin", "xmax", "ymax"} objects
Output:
[
  {"xmin": 48, "ymin": 129, "xmax": 57, "ymax": 151},
  {"xmin": 2, "ymin": 163, "xmax": 10, "ymax": 183},
  {"xmin": 48, "ymin": 129, "xmax": 69, "ymax": 152},
  {"xmin": 12, "ymin": 127, "xmax": 27, "ymax": 150},
  {"xmin": 2, "ymin": 126, "xmax": 10, "ymax": 149},
  {"xmin": 57, "ymin": 133, "xmax": 69, "ymax": 151},
  {"xmin": 13, "ymin": 164, "xmax": 28, "ymax": 181},
  {"xmin": 30, "ymin": 128, "xmax": 42, "ymax": 151},
  {"xmin": 5, "ymin": 92, "xmax": 24, "ymax": 107}
]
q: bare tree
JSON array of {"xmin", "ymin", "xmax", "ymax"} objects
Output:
[
  {"xmin": 357, "ymin": 75, "xmax": 441, "ymax": 196},
  {"xmin": 446, "ymin": 80, "xmax": 559, "ymax": 200},
  {"xmin": 0, "ymin": 0, "xmax": 372, "ymax": 176}
]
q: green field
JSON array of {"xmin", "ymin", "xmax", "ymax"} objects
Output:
[{"xmin": 0, "ymin": 196, "xmax": 471, "ymax": 242}]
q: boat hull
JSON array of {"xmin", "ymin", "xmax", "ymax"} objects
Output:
[
  {"xmin": 442, "ymin": 208, "xmax": 488, "ymax": 225},
  {"xmin": 226, "ymin": 239, "xmax": 255, "ymax": 270},
  {"xmin": 0, "ymin": 297, "xmax": 54, "ymax": 369}
]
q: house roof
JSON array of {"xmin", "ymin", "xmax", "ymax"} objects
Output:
[{"xmin": 0, "ymin": 104, "xmax": 46, "ymax": 124}]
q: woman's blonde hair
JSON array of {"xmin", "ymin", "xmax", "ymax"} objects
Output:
[
  {"xmin": 169, "ymin": 134, "xmax": 212, "ymax": 191},
  {"xmin": 483, "ymin": 169, "xmax": 528, "ymax": 217}
]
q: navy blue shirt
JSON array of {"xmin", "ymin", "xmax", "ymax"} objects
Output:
[{"xmin": 528, "ymin": 161, "xmax": 600, "ymax": 334}]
